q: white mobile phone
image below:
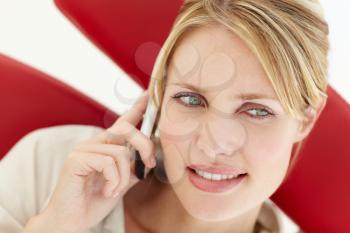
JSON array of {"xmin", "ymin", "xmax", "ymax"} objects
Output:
[{"xmin": 132, "ymin": 91, "xmax": 160, "ymax": 180}]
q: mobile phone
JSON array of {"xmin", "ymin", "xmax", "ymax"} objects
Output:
[{"xmin": 131, "ymin": 90, "xmax": 160, "ymax": 180}]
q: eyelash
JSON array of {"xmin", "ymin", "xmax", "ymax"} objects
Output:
[{"xmin": 171, "ymin": 92, "xmax": 275, "ymax": 120}]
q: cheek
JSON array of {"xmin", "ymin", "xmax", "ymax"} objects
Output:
[
  {"xmin": 244, "ymin": 120, "xmax": 297, "ymax": 190},
  {"xmin": 157, "ymin": 98, "xmax": 199, "ymax": 184},
  {"xmin": 161, "ymin": 143, "xmax": 186, "ymax": 184},
  {"xmin": 158, "ymin": 115, "xmax": 191, "ymax": 184}
]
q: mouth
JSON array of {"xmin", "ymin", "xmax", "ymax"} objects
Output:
[{"xmin": 187, "ymin": 167, "xmax": 247, "ymax": 193}]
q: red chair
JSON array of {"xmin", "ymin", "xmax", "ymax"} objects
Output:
[
  {"xmin": 0, "ymin": 0, "xmax": 349, "ymax": 232},
  {"xmin": 0, "ymin": 53, "xmax": 118, "ymax": 159}
]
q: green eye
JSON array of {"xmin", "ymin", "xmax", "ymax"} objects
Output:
[
  {"xmin": 246, "ymin": 108, "xmax": 273, "ymax": 119},
  {"xmin": 171, "ymin": 92, "xmax": 206, "ymax": 107},
  {"xmin": 248, "ymin": 109, "xmax": 268, "ymax": 116},
  {"xmin": 181, "ymin": 96, "xmax": 201, "ymax": 105}
]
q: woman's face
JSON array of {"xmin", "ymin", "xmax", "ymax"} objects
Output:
[{"xmin": 157, "ymin": 23, "xmax": 309, "ymax": 221}]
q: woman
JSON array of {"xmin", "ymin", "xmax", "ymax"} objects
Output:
[{"xmin": 0, "ymin": 0, "xmax": 329, "ymax": 233}]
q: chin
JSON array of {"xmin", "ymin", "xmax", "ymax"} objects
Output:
[{"xmin": 176, "ymin": 193, "xmax": 247, "ymax": 222}]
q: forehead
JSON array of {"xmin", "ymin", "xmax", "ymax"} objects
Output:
[{"xmin": 167, "ymin": 23, "xmax": 277, "ymax": 99}]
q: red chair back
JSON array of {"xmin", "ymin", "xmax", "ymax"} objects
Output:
[{"xmin": 0, "ymin": 54, "xmax": 118, "ymax": 159}]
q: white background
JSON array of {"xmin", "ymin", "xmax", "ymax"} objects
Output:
[{"xmin": 0, "ymin": 0, "xmax": 349, "ymax": 115}]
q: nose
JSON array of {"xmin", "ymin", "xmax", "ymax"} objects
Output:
[{"xmin": 196, "ymin": 115, "xmax": 247, "ymax": 158}]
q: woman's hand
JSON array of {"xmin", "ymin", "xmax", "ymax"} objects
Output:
[{"xmin": 35, "ymin": 90, "xmax": 156, "ymax": 233}]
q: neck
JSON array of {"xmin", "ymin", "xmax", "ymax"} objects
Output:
[{"xmin": 123, "ymin": 172, "xmax": 262, "ymax": 233}]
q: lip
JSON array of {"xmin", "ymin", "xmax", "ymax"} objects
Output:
[
  {"xmin": 187, "ymin": 167, "xmax": 247, "ymax": 193},
  {"xmin": 188, "ymin": 163, "xmax": 247, "ymax": 176}
]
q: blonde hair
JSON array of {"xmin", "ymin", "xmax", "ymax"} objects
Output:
[{"xmin": 148, "ymin": 0, "xmax": 329, "ymax": 171}]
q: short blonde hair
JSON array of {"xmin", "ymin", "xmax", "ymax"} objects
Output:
[{"xmin": 148, "ymin": 0, "xmax": 329, "ymax": 172}]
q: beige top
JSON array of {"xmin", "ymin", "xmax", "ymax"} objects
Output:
[{"xmin": 0, "ymin": 124, "xmax": 301, "ymax": 233}]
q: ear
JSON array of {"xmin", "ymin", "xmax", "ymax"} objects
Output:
[{"xmin": 293, "ymin": 96, "xmax": 328, "ymax": 143}]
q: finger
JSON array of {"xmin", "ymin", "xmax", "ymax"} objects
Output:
[
  {"xmin": 119, "ymin": 121, "xmax": 156, "ymax": 168},
  {"xmin": 90, "ymin": 122, "xmax": 156, "ymax": 168},
  {"xmin": 74, "ymin": 143, "xmax": 130, "ymax": 162},
  {"xmin": 73, "ymin": 144, "xmax": 136, "ymax": 195},
  {"xmin": 110, "ymin": 159, "xmax": 150, "ymax": 198},
  {"xmin": 86, "ymin": 121, "xmax": 134, "ymax": 145},
  {"xmin": 88, "ymin": 90, "xmax": 149, "ymax": 145},
  {"xmin": 116, "ymin": 90, "xmax": 149, "ymax": 126},
  {"xmin": 68, "ymin": 152, "xmax": 120, "ymax": 198},
  {"xmin": 85, "ymin": 90, "xmax": 149, "ymax": 145},
  {"xmin": 76, "ymin": 144, "xmax": 152, "ymax": 198}
]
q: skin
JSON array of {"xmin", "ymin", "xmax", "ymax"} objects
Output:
[{"xmin": 123, "ymin": 22, "xmax": 327, "ymax": 233}]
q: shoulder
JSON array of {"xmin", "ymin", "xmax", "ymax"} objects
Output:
[
  {"xmin": 18, "ymin": 124, "xmax": 105, "ymax": 169},
  {"xmin": 25, "ymin": 124, "xmax": 105, "ymax": 158},
  {"xmin": 27, "ymin": 124, "xmax": 105, "ymax": 143},
  {"xmin": 4, "ymin": 124, "xmax": 105, "ymax": 209},
  {"xmin": 1, "ymin": 124, "xmax": 105, "ymax": 176},
  {"xmin": 0, "ymin": 124, "xmax": 105, "ymax": 230},
  {"xmin": 8, "ymin": 124, "xmax": 105, "ymax": 153}
]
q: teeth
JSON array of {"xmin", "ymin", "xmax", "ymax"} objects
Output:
[{"xmin": 195, "ymin": 169, "xmax": 240, "ymax": 181}]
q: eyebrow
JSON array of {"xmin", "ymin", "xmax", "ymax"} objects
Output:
[{"xmin": 167, "ymin": 82, "xmax": 278, "ymax": 101}]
